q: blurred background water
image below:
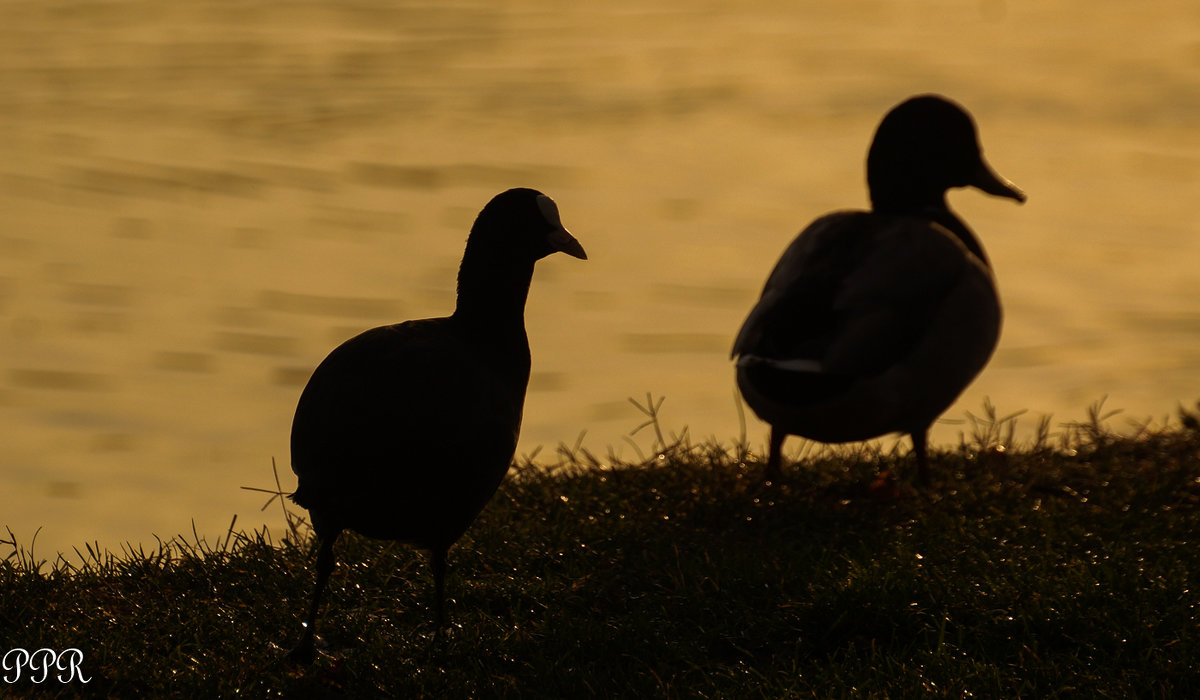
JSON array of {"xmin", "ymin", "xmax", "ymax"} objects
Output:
[{"xmin": 1, "ymin": 0, "xmax": 1197, "ymax": 556}]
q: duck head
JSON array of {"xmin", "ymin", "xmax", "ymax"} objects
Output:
[{"xmin": 867, "ymin": 94, "xmax": 1026, "ymax": 214}]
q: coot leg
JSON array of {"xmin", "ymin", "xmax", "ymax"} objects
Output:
[
  {"xmin": 288, "ymin": 534, "xmax": 337, "ymax": 664},
  {"xmin": 431, "ymin": 546, "xmax": 448, "ymax": 629}
]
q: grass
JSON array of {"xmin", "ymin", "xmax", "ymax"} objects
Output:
[{"xmin": 3, "ymin": 397, "xmax": 1200, "ymax": 698}]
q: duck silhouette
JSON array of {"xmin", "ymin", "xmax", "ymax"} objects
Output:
[
  {"xmin": 287, "ymin": 188, "xmax": 586, "ymax": 663},
  {"xmin": 732, "ymin": 94, "xmax": 1025, "ymax": 484}
]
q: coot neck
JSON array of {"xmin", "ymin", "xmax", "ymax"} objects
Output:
[{"xmin": 451, "ymin": 242, "xmax": 536, "ymax": 333}]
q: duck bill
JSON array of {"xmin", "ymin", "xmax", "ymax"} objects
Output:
[
  {"xmin": 550, "ymin": 227, "xmax": 587, "ymax": 260},
  {"xmin": 971, "ymin": 161, "xmax": 1026, "ymax": 203}
]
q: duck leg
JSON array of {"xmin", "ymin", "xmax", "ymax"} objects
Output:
[
  {"xmin": 910, "ymin": 430, "xmax": 931, "ymax": 486},
  {"xmin": 765, "ymin": 427, "xmax": 787, "ymax": 482},
  {"xmin": 288, "ymin": 533, "xmax": 337, "ymax": 664}
]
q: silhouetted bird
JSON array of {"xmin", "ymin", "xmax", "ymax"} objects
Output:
[
  {"xmin": 732, "ymin": 94, "xmax": 1025, "ymax": 484},
  {"xmin": 287, "ymin": 188, "xmax": 586, "ymax": 663}
]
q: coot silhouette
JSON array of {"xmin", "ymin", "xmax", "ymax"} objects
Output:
[{"xmin": 287, "ymin": 188, "xmax": 586, "ymax": 663}]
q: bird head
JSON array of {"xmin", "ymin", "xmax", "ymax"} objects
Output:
[
  {"xmin": 867, "ymin": 94, "xmax": 1025, "ymax": 212},
  {"xmin": 472, "ymin": 188, "xmax": 587, "ymax": 262}
]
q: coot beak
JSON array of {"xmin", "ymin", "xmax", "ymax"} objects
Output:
[
  {"xmin": 550, "ymin": 227, "xmax": 587, "ymax": 260},
  {"xmin": 971, "ymin": 161, "xmax": 1026, "ymax": 203},
  {"xmin": 536, "ymin": 194, "xmax": 587, "ymax": 259}
]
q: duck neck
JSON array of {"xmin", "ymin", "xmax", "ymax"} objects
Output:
[
  {"xmin": 872, "ymin": 194, "xmax": 991, "ymax": 269},
  {"xmin": 926, "ymin": 205, "xmax": 991, "ymax": 269}
]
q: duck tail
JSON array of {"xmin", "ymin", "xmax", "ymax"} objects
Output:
[{"xmin": 737, "ymin": 354, "xmax": 823, "ymax": 373}]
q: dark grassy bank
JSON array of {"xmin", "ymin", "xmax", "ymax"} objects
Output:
[{"xmin": 3, "ymin": 401, "xmax": 1200, "ymax": 698}]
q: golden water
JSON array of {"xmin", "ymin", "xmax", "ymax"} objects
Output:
[{"xmin": 1, "ymin": 1, "xmax": 1197, "ymax": 556}]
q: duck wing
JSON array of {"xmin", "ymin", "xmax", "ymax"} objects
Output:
[{"xmin": 733, "ymin": 211, "xmax": 982, "ymax": 401}]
